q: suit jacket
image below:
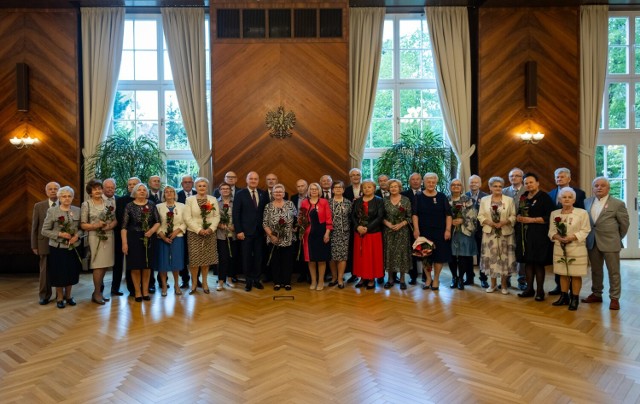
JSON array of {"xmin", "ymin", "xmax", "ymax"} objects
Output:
[
  {"xmin": 184, "ymin": 195, "xmax": 220, "ymax": 233},
  {"xmin": 548, "ymin": 186, "xmax": 586, "ymax": 209},
  {"xmin": 344, "ymin": 185, "xmax": 362, "ymax": 201},
  {"xmin": 375, "ymin": 189, "xmax": 390, "ymax": 198},
  {"xmin": 177, "ymin": 189, "xmax": 196, "ymax": 204},
  {"xmin": 115, "ymin": 195, "xmax": 134, "ymax": 232},
  {"xmin": 401, "ymin": 188, "xmax": 422, "ymax": 209},
  {"xmin": 156, "ymin": 202, "xmax": 187, "ymax": 236},
  {"xmin": 291, "ymin": 194, "xmax": 306, "ymax": 212},
  {"xmin": 41, "ymin": 205, "xmax": 84, "ymax": 248},
  {"xmin": 502, "ymin": 185, "xmax": 525, "ymax": 201},
  {"xmin": 584, "ymin": 195, "xmax": 629, "ymax": 252},
  {"xmin": 350, "ymin": 196, "xmax": 385, "ymax": 233},
  {"xmin": 149, "ymin": 190, "xmax": 163, "ymax": 204},
  {"xmin": 31, "ymin": 199, "xmax": 55, "ymax": 254},
  {"xmin": 232, "ymin": 188, "xmax": 269, "ymax": 237},
  {"xmin": 476, "ymin": 195, "xmax": 517, "ymax": 235}
]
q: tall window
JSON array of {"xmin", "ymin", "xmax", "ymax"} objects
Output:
[
  {"xmin": 362, "ymin": 14, "xmax": 444, "ymax": 179},
  {"xmin": 112, "ymin": 15, "xmax": 210, "ymax": 187}
]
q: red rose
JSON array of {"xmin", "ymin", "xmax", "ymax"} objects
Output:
[
  {"xmin": 57, "ymin": 216, "xmax": 65, "ymax": 223},
  {"xmin": 399, "ymin": 206, "xmax": 405, "ymax": 212},
  {"xmin": 492, "ymin": 204, "xmax": 498, "ymax": 211},
  {"xmin": 456, "ymin": 203, "xmax": 463, "ymax": 209},
  {"xmin": 223, "ymin": 204, "xmax": 229, "ymax": 209},
  {"xmin": 415, "ymin": 245, "xmax": 422, "ymax": 251},
  {"xmin": 142, "ymin": 205, "xmax": 150, "ymax": 213},
  {"xmin": 167, "ymin": 212, "xmax": 174, "ymax": 218},
  {"xmin": 278, "ymin": 218, "xmax": 285, "ymax": 225},
  {"xmin": 519, "ymin": 195, "xmax": 526, "ymax": 201},
  {"xmin": 554, "ymin": 216, "xmax": 562, "ymax": 223},
  {"xmin": 108, "ymin": 206, "xmax": 114, "ymax": 212}
]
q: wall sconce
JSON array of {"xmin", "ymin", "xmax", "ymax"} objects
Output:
[
  {"xmin": 9, "ymin": 119, "xmax": 39, "ymax": 149},
  {"xmin": 519, "ymin": 131, "xmax": 544, "ymax": 144}
]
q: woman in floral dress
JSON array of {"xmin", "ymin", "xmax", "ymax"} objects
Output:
[
  {"xmin": 329, "ymin": 180, "xmax": 351, "ymax": 289},
  {"xmin": 382, "ymin": 179, "xmax": 412, "ymax": 289},
  {"xmin": 447, "ymin": 178, "xmax": 477, "ymax": 291}
]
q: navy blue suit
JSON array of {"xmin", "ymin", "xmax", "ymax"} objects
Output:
[
  {"xmin": 232, "ymin": 188, "xmax": 269, "ymax": 282},
  {"xmin": 548, "ymin": 186, "xmax": 586, "ymax": 210}
]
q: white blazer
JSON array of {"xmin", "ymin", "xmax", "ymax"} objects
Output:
[
  {"xmin": 477, "ymin": 194, "xmax": 516, "ymax": 235},
  {"xmin": 155, "ymin": 202, "xmax": 187, "ymax": 237},
  {"xmin": 183, "ymin": 195, "xmax": 220, "ymax": 233}
]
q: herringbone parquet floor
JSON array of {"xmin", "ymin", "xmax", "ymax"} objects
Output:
[{"xmin": 1, "ymin": 262, "xmax": 639, "ymax": 404}]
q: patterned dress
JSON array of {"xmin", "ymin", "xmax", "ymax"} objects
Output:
[
  {"xmin": 329, "ymin": 198, "xmax": 352, "ymax": 261},
  {"xmin": 122, "ymin": 201, "xmax": 160, "ymax": 270},
  {"xmin": 448, "ymin": 195, "xmax": 478, "ymax": 257},
  {"xmin": 187, "ymin": 197, "xmax": 218, "ymax": 266},
  {"xmin": 383, "ymin": 196, "xmax": 412, "ymax": 274},
  {"xmin": 478, "ymin": 197, "xmax": 517, "ymax": 277},
  {"xmin": 81, "ymin": 198, "xmax": 115, "ymax": 269}
]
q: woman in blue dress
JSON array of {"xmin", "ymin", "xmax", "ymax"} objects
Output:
[
  {"xmin": 412, "ymin": 173, "xmax": 452, "ymax": 290},
  {"xmin": 155, "ymin": 186, "xmax": 186, "ymax": 296}
]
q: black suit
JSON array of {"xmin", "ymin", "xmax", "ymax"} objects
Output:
[
  {"xmin": 149, "ymin": 190, "xmax": 162, "ymax": 204},
  {"xmin": 177, "ymin": 189, "xmax": 196, "ymax": 204},
  {"xmin": 232, "ymin": 188, "xmax": 269, "ymax": 283},
  {"xmin": 344, "ymin": 185, "xmax": 362, "ymax": 201}
]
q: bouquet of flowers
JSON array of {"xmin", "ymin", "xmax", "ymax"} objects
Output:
[
  {"xmin": 451, "ymin": 201, "xmax": 464, "ymax": 233},
  {"xmin": 518, "ymin": 195, "xmax": 530, "ymax": 254},
  {"xmin": 141, "ymin": 205, "xmax": 151, "ymax": 267},
  {"xmin": 267, "ymin": 217, "xmax": 287, "ymax": 265},
  {"xmin": 554, "ymin": 216, "xmax": 575, "ymax": 275},
  {"xmin": 412, "ymin": 236, "xmax": 435, "ymax": 266},
  {"xmin": 94, "ymin": 205, "xmax": 115, "ymax": 263},
  {"xmin": 490, "ymin": 202, "xmax": 502, "ymax": 260},
  {"xmin": 296, "ymin": 208, "xmax": 309, "ymax": 260},
  {"xmin": 57, "ymin": 213, "xmax": 82, "ymax": 265},
  {"xmin": 200, "ymin": 201, "xmax": 214, "ymax": 230},
  {"xmin": 219, "ymin": 203, "xmax": 233, "ymax": 257}
]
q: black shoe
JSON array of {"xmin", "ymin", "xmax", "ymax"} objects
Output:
[
  {"xmin": 254, "ymin": 281, "xmax": 264, "ymax": 290},
  {"xmin": 65, "ymin": 297, "xmax": 76, "ymax": 306},
  {"xmin": 328, "ymin": 280, "xmax": 339, "ymax": 287},
  {"xmin": 463, "ymin": 278, "xmax": 474, "ymax": 286},
  {"xmin": 56, "ymin": 300, "xmax": 65, "ymax": 309},
  {"xmin": 518, "ymin": 290, "xmax": 535, "ymax": 298},
  {"xmin": 534, "ymin": 293, "xmax": 545, "ymax": 301},
  {"xmin": 548, "ymin": 286, "xmax": 561, "ymax": 296},
  {"xmin": 111, "ymin": 290, "xmax": 124, "ymax": 296},
  {"xmin": 338, "ymin": 283, "xmax": 345, "ymax": 289},
  {"xmin": 449, "ymin": 277, "xmax": 457, "ymax": 288},
  {"xmin": 552, "ymin": 292, "xmax": 570, "ymax": 306},
  {"xmin": 355, "ymin": 281, "xmax": 365, "ymax": 288},
  {"xmin": 39, "ymin": 299, "xmax": 50, "ymax": 305},
  {"xmin": 232, "ymin": 277, "xmax": 238, "ymax": 283},
  {"xmin": 142, "ymin": 295, "xmax": 151, "ymax": 301},
  {"xmin": 180, "ymin": 282, "xmax": 189, "ymax": 289},
  {"xmin": 135, "ymin": 296, "xmax": 142, "ymax": 302},
  {"xmin": 377, "ymin": 277, "xmax": 385, "ymax": 285},
  {"xmin": 457, "ymin": 278, "xmax": 465, "ymax": 290},
  {"xmin": 366, "ymin": 283, "xmax": 375, "ymax": 290},
  {"xmin": 383, "ymin": 282, "xmax": 394, "ymax": 289},
  {"xmin": 480, "ymin": 280, "xmax": 489, "ymax": 289},
  {"xmin": 400, "ymin": 282, "xmax": 407, "ymax": 290},
  {"xmin": 518, "ymin": 283, "xmax": 528, "ymax": 291},
  {"xmin": 408, "ymin": 278, "xmax": 417, "ymax": 286},
  {"xmin": 148, "ymin": 286, "xmax": 156, "ymax": 294},
  {"xmin": 568, "ymin": 294, "xmax": 579, "ymax": 311},
  {"xmin": 347, "ymin": 275, "xmax": 358, "ymax": 284},
  {"xmin": 245, "ymin": 281, "xmax": 253, "ymax": 292},
  {"xmin": 284, "ymin": 285, "xmax": 292, "ymax": 291}
]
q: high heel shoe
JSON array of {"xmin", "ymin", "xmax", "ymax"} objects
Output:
[
  {"xmin": 142, "ymin": 295, "xmax": 151, "ymax": 301},
  {"xmin": 92, "ymin": 295, "xmax": 106, "ymax": 305},
  {"xmin": 203, "ymin": 288, "xmax": 210, "ymax": 294},
  {"xmin": 134, "ymin": 296, "xmax": 142, "ymax": 302},
  {"xmin": 189, "ymin": 288, "xmax": 197, "ymax": 295}
]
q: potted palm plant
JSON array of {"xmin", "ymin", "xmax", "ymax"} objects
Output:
[
  {"xmin": 374, "ymin": 127, "xmax": 457, "ymax": 192},
  {"xmin": 86, "ymin": 128, "xmax": 166, "ymax": 196}
]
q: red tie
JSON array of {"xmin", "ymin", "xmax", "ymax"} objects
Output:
[{"xmin": 252, "ymin": 190, "xmax": 258, "ymax": 207}]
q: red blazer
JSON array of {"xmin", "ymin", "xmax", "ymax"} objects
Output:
[{"xmin": 300, "ymin": 198, "xmax": 333, "ymax": 230}]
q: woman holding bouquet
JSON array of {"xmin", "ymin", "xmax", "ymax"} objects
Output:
[
  {"xmin": 122, "ymin": 183, "xmax": 160, "ymax": 302},
  {"xmin": 300, "ymin": 182, "xmax": 333, "ymax": 290},
  {"xmin": 155, "ymin": 185, "xmax": 186, "ymax": 296},
  {"xmin": 263, "ymin": 184, "xmax": 297, "ymax": 290},
  {"xmin": 515, "ymin": 173, "xmax": 554, "ymax": 301},
  {"xmin": 351, "ymin": 180, "xmax": 384, "ymax": 290},
  {"xmin": 412, "ymin": 173, "xmax": 452, "ymax": 290},
  {"xmin": 216, "ymin": 182, "xmax": 238, "ymax": 291},
  {"xmin": 183, "ymin": 177, "xmax": 219, "ymax": 295},
  {"xmin": 329, "ymin": 181, "xmax": 351, "ymax": 288},
  {"xmin": 382, "ymin": 179, "xmax": 412, "ymax": 289},
  {"xmin": 446, "ymin": 178, "xmax": 477, "ymax": 291},
  {"xmin": 548, "ymin": 187, "xmax": 590, "ymax": 310},
  {"xmin": 477, "ymin": 177, "xmax": 516, "ymax": 294},
  {"xmin": 81, "ymin": 179, "xmax": 116, "ymax": 305},
  {"xmin": 41, "ymin": 186, "xmax": 83, "ymax": 308}
]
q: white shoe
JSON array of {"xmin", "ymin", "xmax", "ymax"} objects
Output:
[
  {"xmin": 501, "ymin": 288, "xmax": 509, "ymax": 295},
  {"xmin": 486, "ymin": 286, "xmax": 497, "ymax": 293},
  {"xmin": 225, "ymin": 281, "xmax": 235, "ymax": 289},
  {"xmin": 216, "ymin": 283, "xmax": 223, "ymax": 291},
  {"xmin": 310, "ymin": 283, "xmax": 317, "ymax": 290}
]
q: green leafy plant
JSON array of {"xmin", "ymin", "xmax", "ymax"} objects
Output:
[
  {"xmin": 86, "ymin": 128, "xmax": 166, "ymax": 196},
  {"xmin": 374, "ymin": 127, "xmax": 457, "ymax": 193}
]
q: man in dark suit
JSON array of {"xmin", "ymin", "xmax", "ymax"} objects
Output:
[
  {"xmin": 465, "ymin": 174, "xmax": 489, "ymax": 288},
  {"xmin": 232, "ymin": 171, "xmax": 269, "ymax": 291},
  {"xmin": 344, "ymin": 168, "xmax": 363, "ymax": 201},
  {"xmin": 213, "ymin": 171, "xmax": 243, "ymax": 198},
  {"xmin": 582, "ymin": 177, "xmax": 629, "ymax": 310},
  {"xmin": 265, "ymin": 173, "xmax": 289, "ymax": 200},
  {"xmin": 547, "ymin": 167, "xmax": 587, "ymax": 295},
  {"xmin": 320, "ymin": 175, "xmax": 333, "ymax": 199},
  {"xmin": 31, "ymin": 181, "xmax": 59, "ymax": 305},
  {"xmin": 115, "ymin": 177, "xmax": 140, "ymax": 297},
  {"xmin": 374, "ymin": 174, "xmax": 390, "ymax": 198},
  {"xmin": 177, "ymin": 174, "xmax": 196, "ymax": 204},
  {"xmin": 400, "ymin": 172, "xmax": 423, "ymax": 285},
  {"xmin": 148, "ymin": 175, "xmax": 163, "ymax": 204},
  {"xmin": 291, "ymin": 179, "xmax": 309, "ymax": 282}
]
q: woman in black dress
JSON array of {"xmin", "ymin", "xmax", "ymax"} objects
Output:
[
  {"xmin": 121, "ymin": 183, "xmax": 161, "ymax": 302},
  {"xmin": 515, "ymin": 173, "xmax": 554, "ymax": 301}
]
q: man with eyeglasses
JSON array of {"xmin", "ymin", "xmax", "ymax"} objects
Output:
[
  {"xmin": 177, "ymin": 175, "xmax": 196, "ymax": 203},
  {"xmin": 503, "ymin": 167, "xmax": 527, "ymax": 291},
  {"xmin": 214, "ymin": 171, "xmax": 242, "ymax": 197}
]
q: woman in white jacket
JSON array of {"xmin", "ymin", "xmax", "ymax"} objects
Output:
[
  {"xmin": 183, "ymin": 177, "xmax": 220, "ymax": 294},
  {"xmin": 155, "ymin": 186, "xmax": 187, "ymax": 296},
  {"xmin": 477, "ymin": 176, "xmax": 517, "ymax": 294}
]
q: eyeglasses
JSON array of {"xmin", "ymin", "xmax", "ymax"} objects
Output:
[{"xmin": 509, "ymin": 175, "xmax": 522, "ymax": 178}]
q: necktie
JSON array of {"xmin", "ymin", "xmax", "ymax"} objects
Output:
[
  {"xmin": 252, "ymin": 190, "xmax": 258, "ymax": 207},
  {"xmin": 324, "ymin": 191, "xmax": 328, "ymax": 199}
]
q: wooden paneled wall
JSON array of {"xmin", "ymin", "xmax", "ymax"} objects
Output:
[
  {"xmin": 477, "ymin": 7, "xmax": 580, "ymax": 192},
  {"xmin": 211, "ymin": 38, "xmax": 349, "ymax": 192},
  {"xmin": 0, "ymin": 9, "xmax": 80, "ymax": 263}
]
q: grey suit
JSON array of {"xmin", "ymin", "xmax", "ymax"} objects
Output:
[
  {"xmin": 584, "ymin": 196, "xmax": 629, "ymax": 299},
  {"xmin": 31, "ymin": 199, "xmax": 54, "ymax": 301}
]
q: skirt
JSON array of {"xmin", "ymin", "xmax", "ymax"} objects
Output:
[
  {"xmin": 49, "ymin": 245, "xmax": 81, "ymax": 287},
  {"xmin": 352, "ymin": 232, "xmax": 384, "ymax": 279},
  {"xmin": 155, "ymin": 236, "xmax": 185, "ymax": 272},
  {"xmin": 187, "ymin": 231, "xmax": 218, "ymax": 267},
  {"xmin": 126, "ymin": 230, "xmax": 155, "ymax": 270}
]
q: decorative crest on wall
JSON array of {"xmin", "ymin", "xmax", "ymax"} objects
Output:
[{"xmin": 265, "ymin": 106, "xmax": 296, "ymax": 139}]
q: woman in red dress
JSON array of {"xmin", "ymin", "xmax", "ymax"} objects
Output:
[{"xmin": 351, "ymin": 180, "xmax": 384, "ymax": 289}]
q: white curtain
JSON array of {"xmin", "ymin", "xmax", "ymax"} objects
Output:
[
  {"xmin": 81, "ymin": 8, "xmax": 125, "ymax": 181},
  {"xmin": 426, "ymin": 7, "xmax": 474, "ymax": 183},
  {"xmin": 349, "ymin": 7, "xmax": 385, "ymax": 168},
  {"xmin": 161, "ymin": 8, "xmax": 212, "ymax": 182},
  {"xmin": 579, "ymin": 5, "xmax": 608, "ymax": 192}
]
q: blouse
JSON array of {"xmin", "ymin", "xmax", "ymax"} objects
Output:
[
  {"xmin": 156, "ymin": 202, "xmax": 187, "ymax": 237},
  {"xmin": 262, "ymin": 200, "xmax": 297, "ymax": 247},
  {"xmin": 448, "ymin": 194, "xmax": 477, "ymax": 237},
  {"xmin": 122, "ymin": 201, "xmax": 160, "ymax": 232}
]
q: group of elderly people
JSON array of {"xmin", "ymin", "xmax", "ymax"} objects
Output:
[{"xmin": 36, "ymin": 167, "xmax": 628, "ymax": 312}]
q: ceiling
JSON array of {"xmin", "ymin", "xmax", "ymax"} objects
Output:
[{"xmin": 2, "ymin": 0, "xmax": 640, "ymax": 8}]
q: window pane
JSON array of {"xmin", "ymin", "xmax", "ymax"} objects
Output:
[
  {"xmin": 113, "ymin": 91, "xmax": 134, "ymax": 120},
  {"xmin": 137, "ymin": 121, "xmax": 158, "ymax": 142},
  {"xmin": 163, "ymin": 50, "xmax": 173, "ymax": 81},
  {"xmin": 399, "ymin": 19, "xmax": 429, "ymax": 79},
  {"xmin": 135, "ymin": 51, "xmax": 157, "ymax": 80},
  {"xmin": 123, "ymin": 20, "xmax": 134, "ymax": 49},
  {"xmin": 119, "ymin": 50, "xmax": 134, "ymax": 80},
  {"xmin": 369, "ymin": 89, "xmax": 393, "ymax": 148},
  {"xmin": 165, "ymin": 91, "xmax": 189, "ymax": 151},
  {"xmin": 379, "ymin": 20, "xmax": 394, "ymax": 80},
  {"xmin": 422, "ymin": 49, "xmax": 435, "ymax": 79},
  {"xmin": 608, "ymin": 82, "xmax": 628, "ymax": 129},
  {"xmin": 166, "ymin": 160, "xmax": 199, "ymax": 188},
  {"xmin": 609, "ymin": 46, "xmax": 628, "ymax": 74},
  {"xmin": 135, "ymin": 91, "xmax": 158, "ymax": 120},
  {"xmin": 134, "ymin": 20, "xmax": 157, "ymax": 49},
  {"xmin": 636, "ymin": 83, "xmax": 640, "ymax": 129},
  {"xmin": 608, "ymin": 17, "xmax": 628, "ymax": 74}
]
